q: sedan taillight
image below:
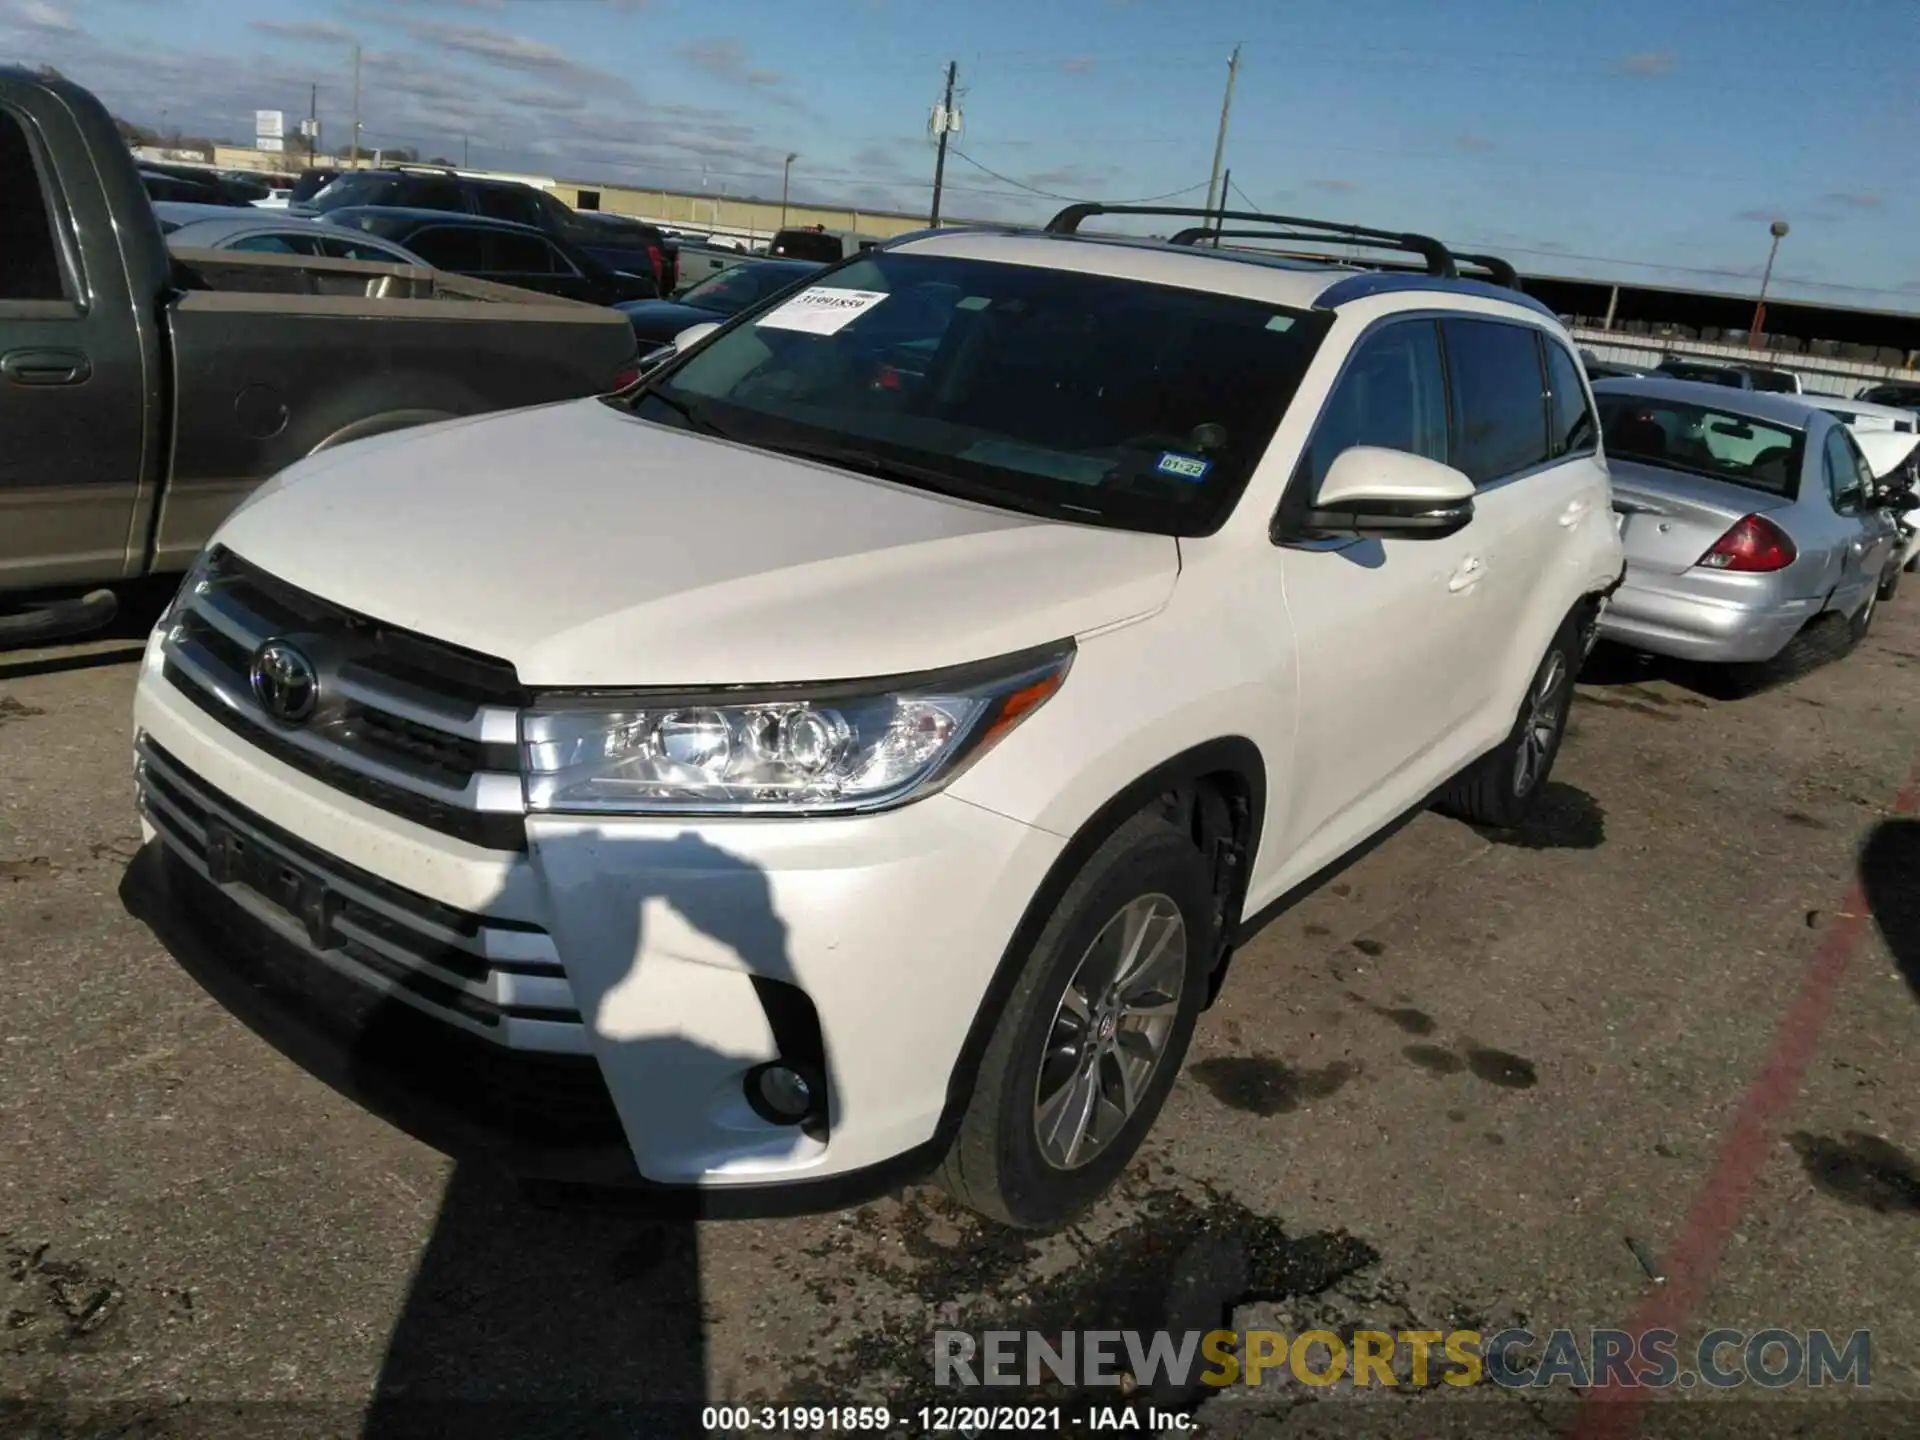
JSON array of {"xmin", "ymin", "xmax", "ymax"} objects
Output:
[{"xmin": 1697, "ymin": 514, "xmax": 1797, "ymax": 572}]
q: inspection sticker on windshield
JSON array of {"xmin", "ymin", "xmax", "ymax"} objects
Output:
[
  {"xmin": 1155, "ymin": 452, "xmax": 1212, "ymax": 483},
  {"xmin": 756, "ymin": 286, "xmax": 889, "ymax": 336}
]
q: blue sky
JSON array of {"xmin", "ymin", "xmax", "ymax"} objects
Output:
[{"xmin": 6, "ymin": 0, "xmax": 1916, "ymax": 307}]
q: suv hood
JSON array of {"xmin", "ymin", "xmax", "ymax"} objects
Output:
[{"xmin": 216, "ymin": 400, "xmax": 1180, "ymax": 687}]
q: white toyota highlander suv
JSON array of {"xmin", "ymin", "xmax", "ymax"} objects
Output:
[{"xmin": 129, "ymin": 205, "xmax": 1625, "ymax": 1228}]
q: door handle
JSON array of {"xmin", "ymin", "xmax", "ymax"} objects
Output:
[
  {"xmin": 1, "ymin": 348, "xmax": 92, "ymax": 386},
  {"xmin": 1559, "ymin": 499, "xmax": 1592, "ymax": 528},
  {"xmin": 1447, "ymin": 557, "xmax": 1486, "ymax": 593}
]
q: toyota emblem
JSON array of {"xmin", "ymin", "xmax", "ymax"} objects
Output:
[{"xmin": 249, "ymin": 639, "xmax": 319, "ymax": 725}]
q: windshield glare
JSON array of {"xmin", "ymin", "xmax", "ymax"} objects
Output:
[
  {"xmin": 1599, "ymin": 394, "xmax": 1803, "ymax": 496},
  {"xmin": 621, "ymin": 251, "xmax": 1327, "ymax": 534}
]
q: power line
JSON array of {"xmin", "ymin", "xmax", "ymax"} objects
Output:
[{"xmin": 947, "ymin": 147, "xmax": 1206, "ymax": 205}]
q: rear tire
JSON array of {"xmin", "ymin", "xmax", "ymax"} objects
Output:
[
  {"xmin": 937, "ymin": 813, "xmax": 1213, "ymax": 1229},
  {"xmin": 1435, "ymin": 615, "xmax": 1578, "ymax": 830},
  {"xmin": 1729, "ymin": 611, "xmax": 1855, "ymax": 692},
  {"xmin": 1877, "ymin": 563, "xmax": 1901, "ymax": 605},
  {"xmin": 1850, "ymin": 586, "xmax": 1880, "ymax": 642}
]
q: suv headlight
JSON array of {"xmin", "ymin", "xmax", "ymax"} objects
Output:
[{"xmin": 521, "ymin": 643, "xmax": 1073, "ymax": 816}]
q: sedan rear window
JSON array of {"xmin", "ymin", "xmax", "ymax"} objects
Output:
[
  {"xmin": 618, "ymin": 251, "xmax": 1330, "ymax": 535},
  {"xmin": 1598, "ymin": 394, "xmax": 1802, "ymax": 497}
]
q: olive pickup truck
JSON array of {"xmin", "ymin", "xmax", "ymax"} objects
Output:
[{"xmin": 0, "ymin": 67, "xmax": 640, "ymax": 645}]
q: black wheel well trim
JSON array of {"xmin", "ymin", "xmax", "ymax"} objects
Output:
[{"xmin": 928, "ymin": 736, "xmax": 1267, "ymax": 1155}]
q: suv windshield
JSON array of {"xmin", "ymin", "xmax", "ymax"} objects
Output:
[
  {"xmin": 307, "ymin": 173, "xmax": 401, "ymax": 211},
  {"xmin": 615, "ymin": 251, "xmax": 1328, "ymax": 535},
  {"xmin": 1599, "ymin": 394, "xmax": 1803, "ymax": 496}
]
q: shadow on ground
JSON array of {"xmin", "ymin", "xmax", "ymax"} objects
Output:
[
  {"xmin": 119, "ymin": 818, "xmax": 831, "ymax": 1437},
  {"xmin": 1861, "ymin": 818, "xmax": 1919, "ymax": 1003},
  {"xmin": 1578, "ymin": 640, "xmax": 1749, "ymax": 703}
]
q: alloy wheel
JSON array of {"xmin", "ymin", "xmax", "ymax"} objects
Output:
[
  {"xmin": 1513, "ymin": 648, "xmax": 1569, "ymax": 796},
  {"xmin": 1032, "ymin": 894, "xmax": 1187, "ymax": 1171}
]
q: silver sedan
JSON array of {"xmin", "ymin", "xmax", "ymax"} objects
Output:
[
  {"xmin": 152, "ymin": 202, "xmax": 426, "ymax": 266},
  {"xmin": 1592, "ymin": 377, "xmax": 1900, "ymax": 669}
]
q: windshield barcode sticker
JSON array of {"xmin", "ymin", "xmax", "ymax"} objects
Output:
[
  {"xmin": 756, "ymin": 287, "xmax": 890, "ymax": 336},
  {"xmin": 1155, "ymin": 452, "xmax": 1212, "ymax": 482}
]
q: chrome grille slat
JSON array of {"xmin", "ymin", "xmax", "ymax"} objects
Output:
[
  {"xmin": 159, "ymin": 546, "xmax": 529, "ymax": 851},
  {"xmin": 136, "ymin": 739, "xmax": 583, "ymax": 1054}
]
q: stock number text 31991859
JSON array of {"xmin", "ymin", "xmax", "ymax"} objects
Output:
[{"xmin": 700, "ymin": 1404, "xmax": 1067, "ymax": 1433}]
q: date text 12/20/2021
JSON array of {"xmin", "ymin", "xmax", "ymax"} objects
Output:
[{"xmin": 700, "ymin": 1405, "xmax": 1181, "ymax": 1434}]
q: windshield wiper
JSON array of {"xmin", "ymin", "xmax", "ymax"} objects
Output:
[
  {"xmin": 749, "ymin": 437, "xmax": 1086, "ymax": 519},
  {"xmin": 637, "ymin": 388, "xmax": 734, "ymax": 441}
]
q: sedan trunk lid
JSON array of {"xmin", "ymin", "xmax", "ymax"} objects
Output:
[{"xmin": 1608, "ymin": 458, "xmax": 1793, "ymax": 577}]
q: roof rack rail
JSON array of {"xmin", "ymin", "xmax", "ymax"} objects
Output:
[
  {"xmin": 1045, "ymin": 203, "xmax": 1458, "ymax": 278},
  {"xmin": 1451, "ymin": 252, "xmax": 1519, "ymax": 288},
  {"xmin": 391, "ymin": 163, "xmax": 461, "ymax": 176}
]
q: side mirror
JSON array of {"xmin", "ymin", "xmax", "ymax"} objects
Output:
[
  {"xmin": 1295, "ymin": 446, "xmax": 1477, "ymax": 542},
  {"xmin": 674, "ymin": 321, "xmax": 721, "ymax": 350}
]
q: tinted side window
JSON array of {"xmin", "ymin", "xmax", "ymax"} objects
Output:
[
  {"xmin": 232, "ymin": 233, "xmax": 319, "ymax": 256},
  {"xmin": 400, "ymin": 178, "xmax": 467, "ymax": 212},
  {"xmin": 0, "ymin": 110, "xmax": 67, "ymax": 300},
  {"xmin": 488, "ymin": 233, "xmax": 556, "ymax": 273},
  {"xmin": 1543, "ymin": 341, "xmax": 1596, "ymax": 458},
  {"xmin": 475, "ymin": 184, "xmax": 543, "ymax": 227},
  {"xmin": 406, "ymin": 226, "xmax": 487, "ymax": 271},
  {"xmin": 1443, "ymin": 319, "xmax": 1550, "ymax": 485},
  {"xmin": 1823, "ymin": 428, "xmax": 1864, "ymax": 512},
  {"xmin": 1304, "ymin": 319, "xmax": 1449, "ymax": 490},
  {"xmin": 321, "ymin": 237, "xmax": 407, "ymax": 263}
]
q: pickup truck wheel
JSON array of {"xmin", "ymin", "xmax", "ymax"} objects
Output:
[
  {"xmin": 936, "ymin": 814, "xmax": 1212, "ymax": 1229},
  {"xmin": 1875, "ymin": 563, "xmax": 1900, "ymax": 605},
  {"xmin": 1435, "ymin": 616, "xmax": 1578, "ymax": 830}
]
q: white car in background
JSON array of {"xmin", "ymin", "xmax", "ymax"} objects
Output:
[
  {"xmin": 131, "ymin": 206, "xmax": 1623, "ymax": 1227},
  {"xmin": 1853, "ymin": 429, "xmax": 1920, "ymax": 577},
  {"xmin": 1796, "ymin": 393, "xmax": 1919, "ymax": 436}
]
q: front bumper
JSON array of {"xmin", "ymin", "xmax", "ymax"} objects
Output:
[
  {"xmin": 130, "ymin": 644, "xmax": 1066, "ymax": 1207},
  {"xmin": 1595, "ymin": 571, "xmax": 1815, "ymax": 664}
]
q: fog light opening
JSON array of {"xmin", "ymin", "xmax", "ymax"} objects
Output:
[{"xmin": 746, "ymin": 1062, "xmax": 819, "ymax": 1126}]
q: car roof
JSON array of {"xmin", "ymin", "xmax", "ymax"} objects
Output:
[
  {"xmin": 882, "ymin": 229, "xmax": 1559, "ymax": 321},
  {"xmin": 322, "ymin": 205, "xmax": 553, "ymax": 237},
  {"xmin": 157, "ymin": 208, "xmax": 368, "ymax": 242},
  {"xmin": 1797, "ymin": 393, "xmax": 1918, "ymax": 422},
  {"xmin": 152, "ymin": 201, "xmax": 261, "ymax": 227},
  {"xmin": 1591, "ymin": 375, "xmax": 1838, "ymax": 427}
]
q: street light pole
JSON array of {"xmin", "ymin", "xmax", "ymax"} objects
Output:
[
  {"xmin": 1747, "ymin": 218, "xmax": 1789, "ymax": 350},
  {"xmin": 781, "ymin": 152, "xmax": 797, "ymax": 227}
]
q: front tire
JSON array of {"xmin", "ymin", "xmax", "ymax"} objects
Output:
[
  {"xmin": 1436, "ymin": 615, "xmax": 1578, "ymax": 830},
  {"xmin": 937, "ymin": 814, "xmax": 1213, "ymax": 1229}
]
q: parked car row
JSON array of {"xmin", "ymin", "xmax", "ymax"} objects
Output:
[
  {"xmin": 1, "ymin": 68, "xmax": 639, "ymax": 645},
  {"xmin": 1582, "ymin": 352, "xmax": 1920, "ymax": 420}
]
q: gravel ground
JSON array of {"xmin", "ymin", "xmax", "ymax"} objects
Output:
[{"xmin": 2, "ymin": 588, "xmax": 1917, "ymax": 1439}]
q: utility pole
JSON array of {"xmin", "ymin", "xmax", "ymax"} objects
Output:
[
  {"xmin": 349, "ymin": 44, "xmax": 361, "ymax": 168},
  {"xmin": 307, "ymin": 83, "xmax": 317, "ymax": 167},
  {"xmin": 1202, "ymin": 44, "xmax": 1241, "ymax": 221},
  {"xmin": 1215, "ymin": 166, "xmax": 1232, "ymax": 239},
  {"xmin": 1748, "ymin": 218, "xmax": 1789, "ymax": 350},
  {"xmin": 463, "ymin": 135, "xmax": 470, "ymax": 168},
  {"xmin": 929, "ymin": 60, "xmax": 958, "ymax": 227}
]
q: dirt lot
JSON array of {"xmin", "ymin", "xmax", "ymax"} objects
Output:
[{"xmin": 2, "ymin": 592, "xmax": 1917, "ymax": 1439}]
